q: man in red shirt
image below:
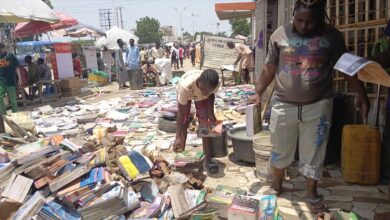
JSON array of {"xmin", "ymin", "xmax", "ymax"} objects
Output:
[
  {"xmin": 72, "ymin": 53, "xmax": 82, "ymax": 78},
  {"xmin": 178, "ymin": 45, "xmax": 184, "ymax": 68}
]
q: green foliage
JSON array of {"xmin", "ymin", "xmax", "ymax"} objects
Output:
[
  {"xmin": 194, "ymin": 31, "xmax": 213, "ymax": 41},
  {"xmin": 134, "ymin": 16, "xmax": 163, "ymax": 44},
  {"xmin": 371, "ymin": 38, "xmax": 389, "ymax": 57},
  {"xmin": 42, "ymin": 0, "xmax": 53, "ymax": 9},
  {"xmin": 182, "ymin": 31, "xmax": 193, "ymax": 41},
  {"xmin": 215, "ymin": 32, "xmax": 227, "ymax": 37},
  {"xmin": 229, "ymin": 18, "xmax": 250, "ymax": 37}
]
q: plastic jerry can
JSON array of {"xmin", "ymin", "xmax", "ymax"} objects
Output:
[{"xmin": 341, "ymin": 125, "xmax": 381, "ymax": 185}]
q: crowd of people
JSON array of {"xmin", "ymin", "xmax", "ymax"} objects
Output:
[{"xmin": 96, "ymin": 39, "xmax": 206, "ymax": 90}]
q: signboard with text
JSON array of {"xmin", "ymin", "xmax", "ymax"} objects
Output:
[
  {"xmin": 53, "ymin": 43, "xmax": 73, "ymax": 79},
  {"xmin": 203, "ymin": 35, "xmax": 244, "ymax": 69}
]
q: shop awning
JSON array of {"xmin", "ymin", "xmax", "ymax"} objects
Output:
[{"xmin": 215, "ymin": 2, "xmax": 256, "ymax": 20}]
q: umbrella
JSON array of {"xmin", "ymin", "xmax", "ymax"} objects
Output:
[
  {"xmin": 14, "ymin": 12, "xmax": 78, "ymax": 38},
  {"xmin": 95, "ymin": 26, "xmax": 139, "ymax": 50},
  {"xmin": 65, "ymin": 23, "xmax": 105, "ymax": 38},
  {"xmin": 0, "ymin": 0, "xmax": 58, "ymax": 23},
  {"xmin": 165, "ymin": 42, "xmax": 174, "ymax": 47}
]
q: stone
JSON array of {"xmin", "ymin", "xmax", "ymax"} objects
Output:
[
  {"xmin": 377, "ymin": 185, "xmax": 389, "ymax": 195},
  {"xmin": 258, "ymin": 185, "xmax": 271, "ymax": 194},
  {"xmin": 299, "ymin": 211, "xmax": 316, "ymax": 220},
  {"xmin": 290, "ymin": 176, "xmax": 306, "ymax": 182},
  {"xmin": 277, "ymin": 198, "xmax": 295, "ymax": 208},
  {"xmin": 317, "ymin": 187, "xmax": 331, "ymax": 196},
  {"xmin": 374, "ymin": 212, "xmax": 390, "ymax": 220},
  {"xmin": 326, "ymin": 201, "xmax": 353, "ymax": 211},
  {"xmin": 327, "ymin": 185, "xmax": 380, "ymax": 193},
  {"xmin": 279, "ymin": 192, "xmax": 293, "ymax": 200},
  {"xmin": 293, "ymin": 202, "xmax": 311, "ymax": 212},
  {"xmin": 278, "ymin": 206, "xmax": 301, "ymax": 220},
  {"xmin": 244, "ymin": 171, "xmax": 256, "ymax": 178},
  {"xmin": 331, "ymin": 190, "xmax": 389, "ymax": 200},
  {"xmin": 375, "ymin": 204, "xmax": 390, "ymax": 213},
  {"xmin": 283, "ymin": 182, "xmax": 294, "ymax": 190},
  {"xmin": 238, "ymin": 178, "xmax": 248, "ymax": 184},
  {"xmin": 324, "ymin": 195, "xmax": 353, "ymax": 202},
  {"xmin": 293, "ymin": 191, "xmax": 307, "ymax": 198},
  {"xmin": 354, "ymin": 197, "xmax": 390, "ymax": 204},
  {"xmin": 327, "ymin": 169, "xmax": 342, "ymax": 178},
  {"xmin": 352, "ymin": 202, "xmax": 378, "ymax": 211},
  {"xmin": 293, "ymin": 181, "xmax": 307, "ymax": 190},
  {"xmin": 226, "ymin": 166, "xmax": 240, "ymax": 172},
  {"xmin": 352, "ymin": 207, "xmax": 375, "ymax": 220}
]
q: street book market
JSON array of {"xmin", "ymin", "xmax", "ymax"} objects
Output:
[{"xmin": 1, "ymin": 0, "xmax": 390, "ymax": 220}]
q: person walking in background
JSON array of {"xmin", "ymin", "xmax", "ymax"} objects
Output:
[
  {"xmin": 116, "ymin": 39, "xmax": 129, "ymax": 89},
  {"xmin": 227, "ymin": 41, "xmax": 254, "ymax": 84},
  {"xmin": 151, "ymin": 41, "xmax": 165, "ymax": 60},
  {"xmin": 72, "ymin": 53, "xmax": 82, "ymax": 78},
  {"xmin": 37, "ymin": 58, "xmax": 52, "ymax": 95},
  {"xmin": 96, "ymin": 53, "xmax": 105, "ymax": 71},
  {"xmin": 140, "ymin": 47, "xmax": 148, "ymax": 66},
  {"xmin": 37, "ymin": 58, "xmax": 51, "ymax": 81},
  {"xmin": 170, "ymin": 45, "xmax": 179, "ymax": 70},
  {"xmin": 195, "ymin": 43, "xmax": 202, "ymax": 66},
  {"xmin": 178, "ymin": 45, "xmax": 184, "ymax": 68},
  {"xmin": 0, "ymin": 43, "xmax": 19, "ymax": 114},
  {"xmin": 102, "ymin": 46, "xmax": 113, "ymax": 82},
  {"xmin": 25, "ymin": 55, "xmax": 40, "ymax": 98},
  {"xmin": 126, "ymin": 39, "xmax": 141, "ymax": 88},
  {"xmin": 190, "ymin": 45, "xmax": 196, "ymax": 67}
]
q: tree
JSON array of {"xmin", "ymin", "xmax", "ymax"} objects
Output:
[
  {"xmin": 229, "ymin": 18, "xmax": 250, "ymax": 37},
  {"xmin": 182, "ymin": 31, "xmax": 193, "ymax": 41},
  {"xmin": 134, "ymin": 16, "xmax": 163, "ymax": 44},
  {"xmin": 42, "ymin": 0, "xmax": 53, "ymax": 9},
  {"xmin": 194, "ymin": 31, "xmax": 213, "ymax": 41},
  {"xmin": 215, "ymin": 31, "xmax": 227, "ymax": 37}
]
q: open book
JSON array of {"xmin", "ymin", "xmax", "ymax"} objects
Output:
[{"xmin": 334, "ymin": 53, "xmax": 390, "ymax": 87}]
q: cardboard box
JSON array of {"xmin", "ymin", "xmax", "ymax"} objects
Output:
[{"xmin": 60, "ymin": 77, "xmax": 80, "ymax": 89}]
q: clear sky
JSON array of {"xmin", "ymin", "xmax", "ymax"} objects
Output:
[{"xmin": 51, "ymin": 0, "xmax": 250, "ymax": 36}]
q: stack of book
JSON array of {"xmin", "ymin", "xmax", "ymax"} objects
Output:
[
  {"xmin": 206, "ymin": 185, "xmax": 247, "ymax": 219},
  {"xmin": 77, "ymin": 185, "xmax": 140, "ymax": 220},
  {"xmin": 117, "ymin": 151, "xmax": 153, "ymax": 181},
  {"xmin": 167, "ymin": 184, "xmax": 206, "ymax": 219},
  {"xmin": 227, "ymin": 195, "xmax": 260, "ymax": 220},
  {"xmin": 0, "ymin": 161, "xmax": 16, "ymax": 188},
  {"xmin": 174, "ymin": 151, "xmax": 205, "ymax": 178},
  {"xmin": 129, "ymin": 194, "xmax": 165, "ymax": 219}
]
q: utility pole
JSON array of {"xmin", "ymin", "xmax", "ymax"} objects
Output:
[
  {"xmin": 117, "ymin": 7, "xmax": 124, "ymax": 29},
  {"xmin": 174, "ymin": 6, "xmax": 189, "ymax": 39},
  {"xmin": 190, "ymin": 13, "xmax": 199, "ymax": 36}
]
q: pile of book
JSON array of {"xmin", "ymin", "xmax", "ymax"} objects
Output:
[
  {"xmin": 117, "ymin": 150, "xmax": 153, "ymax": 181},
  {"xmin": 0, "ymin": 130, "xmax": 279, "ymax": 220},
  {"xmin": 174, "ymin": 151, "xmax": 205, "ymax": 178}
]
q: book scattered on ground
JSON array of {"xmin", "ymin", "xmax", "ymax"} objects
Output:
[
  {"xmin": 49, "ymin": 165, "xmax": 90, "ymax": 192},
  {"xmin": 12, "ymin": 191, "xmax": 45, "ymax": 220},
  {"xmin": 77, "ymin": 185, "xmax": 140, "ymax": 220},
  {"xmin": 227, "ymin": 195, "xmax": 260, "ymax": 220},
  {"xmin": 2, "ymin": 173, "xmax": 34, "ymax": 203}
]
